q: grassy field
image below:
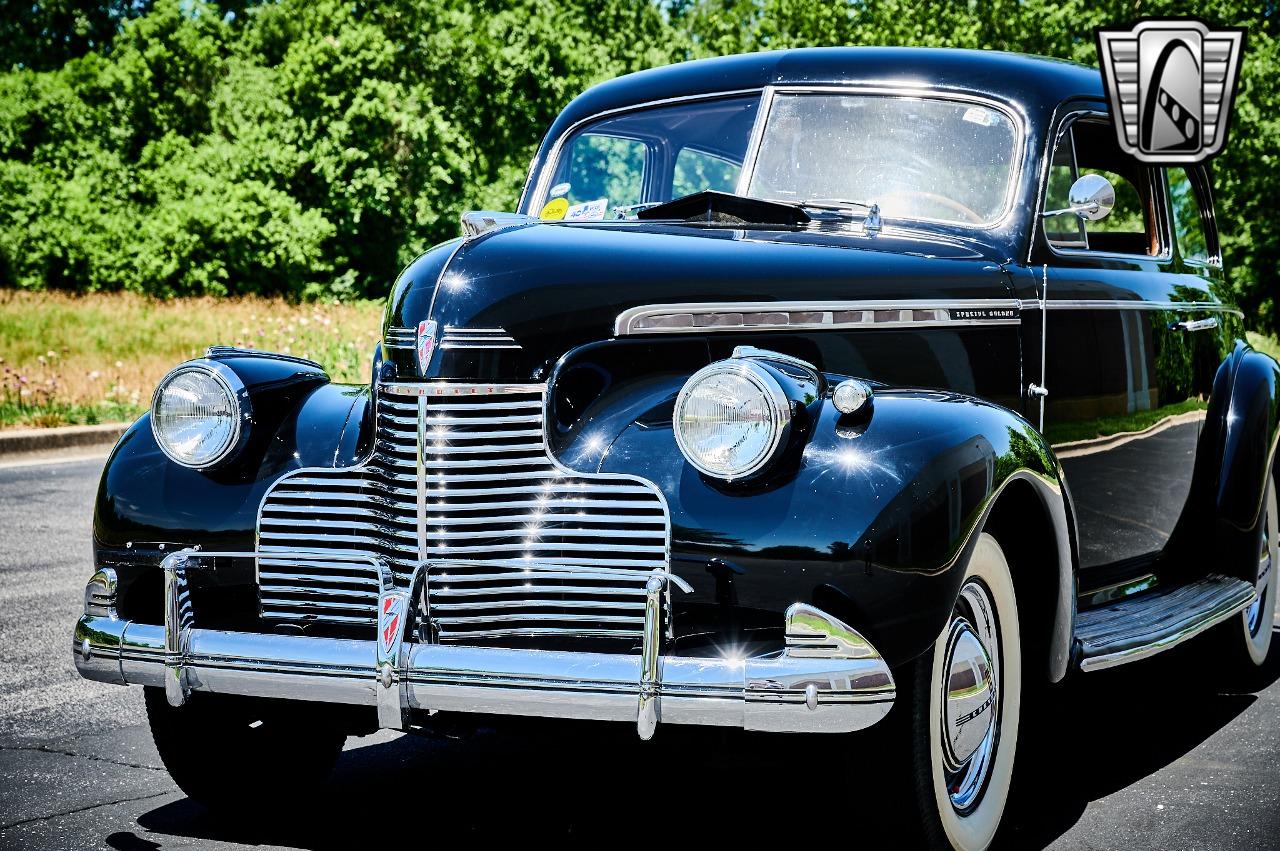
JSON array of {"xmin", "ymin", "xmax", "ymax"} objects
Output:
[
  {"xmin": 1, "ymin": 291, "xmax": 1278, "ymax": 432},
  {"xmin": 0, "ymin": 291, "xmax": 383, "ymax": 429}
]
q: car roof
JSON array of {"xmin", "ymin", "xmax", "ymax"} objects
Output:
[{"xmin": 548, "ymin": 47, "xmax": 1104, "ymax": 136}]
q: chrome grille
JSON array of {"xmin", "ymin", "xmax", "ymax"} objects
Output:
[
  {"xmin": 384, "ymin": 326, "xmax": 416, "ymax": 351},
  {"xmin": 439, "ymin": 326, "xmax": 521, "ymax": 351},
  {"xmin": 256, "ymin": 394, "xmax": 418, "ymax": 626},
  {"xmin": 256, "ymin": 384, "xmax": 670, "ymax": 642}
]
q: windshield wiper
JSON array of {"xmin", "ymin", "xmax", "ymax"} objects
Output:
[
  {"xmin": 796, "ymin": 197, "xmax": 877, "ymax": 212},
  {"xmin": 612, "ymin": 201, "xmax": 666, "ymax": 220}
]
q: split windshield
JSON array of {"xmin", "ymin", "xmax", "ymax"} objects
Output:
[{"xmin": 538, "ymin": 91, "xmax": 1020, "ymax": 226}]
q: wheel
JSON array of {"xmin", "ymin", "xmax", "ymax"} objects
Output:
[
  {"xmin": 907, "ymin": 533, "xmax": 1021, "ymax": 851},
  {"xmin": 145, "ymin": 687, "xmax": 347, "ymax": 813},
  {"xmin": 1233, "ymin": 473, "xmax": 1274, "ymax": 665},
  {"xmin": 1218, "ymin": 473, "xmax": 1278, "ymax": 670}
]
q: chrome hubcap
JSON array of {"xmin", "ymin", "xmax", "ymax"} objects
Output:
[
  {"xmin": 941, "ymin": 580, "xmax": 1000, "ymax": 813},
  {"xmin": 942, "ymin": 620, "xmax": 996, "ymax": 768}
]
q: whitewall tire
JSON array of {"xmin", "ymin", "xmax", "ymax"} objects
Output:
[
  {"xmin": 1238, "ymin": 474, "xmax": 1277, "ymax": 666},
  {"xmin": 910, "ymin": 532, "xmax": 1021, "ymax": 851}
]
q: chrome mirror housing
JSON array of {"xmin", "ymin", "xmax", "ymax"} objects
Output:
[{"xmin": 1042, "ymin": 173, "xmax": 1116, "ymax": 221}]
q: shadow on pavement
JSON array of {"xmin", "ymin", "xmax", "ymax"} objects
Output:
[{"xmin": 122, "ymin": 626, "xmax": 1279, "ymax": 850}]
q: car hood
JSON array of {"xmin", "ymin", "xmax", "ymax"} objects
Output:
[{"xmin": 388, "ymin": 220, "xmax": 1014, "ymax": 381}]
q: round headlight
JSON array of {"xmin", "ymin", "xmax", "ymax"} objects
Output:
[
  {"xmin": 151, "ymin": 363, "xmax": 246, "ymax": 469},
  {"xmin": 673, "ymin": 361, "xmax": 791, "ymax": 480}
]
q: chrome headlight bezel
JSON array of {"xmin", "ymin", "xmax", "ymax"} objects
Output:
[
  {"xmin": 672, "ymin": 359, "xmax": 793, "ymax": 481},
  {"xmin": 150, "ymin": 360, "xmax": 250, "ymax": 470}
]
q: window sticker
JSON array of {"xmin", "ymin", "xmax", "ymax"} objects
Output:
[
  {"xmin": 549, "ymin": 182, "xmax": 571, "ymax": 198},
  {"xmin": 565, "ymin": 198, "xmax": 609, "ymax": 221},
  {"xmin": 962, "ymin": 106, "xmax": 999, "ymax": 127},
  {"xmin": 539, "ymin": 197, "xmax": 569, "ymax": 220}
]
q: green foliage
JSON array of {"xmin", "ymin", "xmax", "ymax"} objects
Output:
[
  {"xmin": 0, "ymin": 0, "xmax": 153, "ymax": 72},
  {"xmin": 0, "ymin": 0, "xmax": 1276, "ymax": 335},
  {"xmin": 669, "ymin": 0, "xmax": 1280, "ymax": 334},
  {"xmin": 0, "ymin": 0, "xmax": 681, "ymax": 302}
]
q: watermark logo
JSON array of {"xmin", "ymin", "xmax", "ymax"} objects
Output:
[{"xmin": 1096, "ymin": 19, "xmax": 1245, "ymax": 164}]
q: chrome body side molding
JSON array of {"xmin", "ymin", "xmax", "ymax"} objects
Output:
[
  {"xmin": 614, "ymin": 299, "xmax": 1022, "ymax": 336},
  {"xmin": 614, "ymin": 297, "xmax": 1243, "ymax": 337},
  {"xmin": 73, "ymin": 550, "xmax": 895, "ymax": 737}
]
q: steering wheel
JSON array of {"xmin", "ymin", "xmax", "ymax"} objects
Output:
[{"xmin": 892, "ymin": 190, "xmax": 986, "ymax": 224}]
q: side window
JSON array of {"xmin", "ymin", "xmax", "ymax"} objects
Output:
[
  {"xmin": 560, "ymin": 134, "xmax": 647, "ymax": 208},
  {"xmin": 673, "ymin": 147, "xmax": 741, "ymax": 198},
  {"xmin": 1167, "ymin": 167, "xmax": 1211, "ymax": 263},
  {"xmin": 1044, "ymin": 117, "xmax": 1160, "ymax": 256},
  {"xmin": 1043, "ymin": 129, "xmax": 1085, "ymax": 247}
]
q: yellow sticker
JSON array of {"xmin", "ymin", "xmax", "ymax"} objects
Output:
[{"xmin": 539, "ymin": 198, "xmax": 569, "ymax": 221}]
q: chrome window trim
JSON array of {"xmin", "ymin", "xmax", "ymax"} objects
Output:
[
  {"xmin": 615, "ymin": 299, "xmax": 1023, "ymax": 336},
  {"xmin": 1165, "ymin": 164, "xmax": 1223, "ymax": 269},
  {"xmin": 1035, "ymin": 108, "xmax": 1174, "ymax": 263},
  {"xmin": 526, "ymin": 89, "xmax": 766, "ymax": 213},
  {"xmin": 737, "ymin": 85, "xmax": 1029, "ymax": 232},
  {"xmin": 528, "ymin": 84, "xmax": 1028, "ymax": 233}
]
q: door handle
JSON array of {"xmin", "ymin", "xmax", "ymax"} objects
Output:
[{"xmin": 1169, "ymin": 317, "xmax": 1219, "ymax": 333}]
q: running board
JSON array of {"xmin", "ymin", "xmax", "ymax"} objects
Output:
[{"xmin": 1075, "ymin": 574, "xmax": 1257, "ymax": 672}]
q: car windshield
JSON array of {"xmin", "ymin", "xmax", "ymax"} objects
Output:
[{"xmin": 536, "ymin": 91, "xmax": 1020, "ymax": 226}]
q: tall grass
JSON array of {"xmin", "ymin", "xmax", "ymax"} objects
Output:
[{"xmin": 0, "ymin": 291, "xmax": 383, "ymax": 429}]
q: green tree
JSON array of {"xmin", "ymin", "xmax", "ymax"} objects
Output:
[{"xmin": 0, "ymin": 0, "xmax": 1276, "ymax": 337}]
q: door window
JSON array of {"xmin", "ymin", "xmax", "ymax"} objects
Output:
[
  {"xmin": 1167, "ymin": 167, "xmax": 1211, "ymax": 263},
  {"xmin": 560, "ymin": 133, "xmax": 648, "ymax": 209},
  {"xmin": 1044, "ymin": 117, "xmax": 1161, "ymax": 256},
  {"xmin": 673, "ymin": 147, "xmax": 741, "ymax": 198}
]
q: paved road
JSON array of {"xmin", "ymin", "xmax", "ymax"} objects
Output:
[{"xmin": 0, "ymin": 456, "xmax": 1277, "ymax": 849}]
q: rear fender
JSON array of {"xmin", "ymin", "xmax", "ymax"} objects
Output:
[{"xmin": 1186, "ymin": 343, "xmax": 1280, "ymax": 580}]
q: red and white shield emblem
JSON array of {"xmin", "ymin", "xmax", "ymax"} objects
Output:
[
  {"xmin": 416, "ymin": 319, "xmax": 438, "ymax": 373},
  {"xmin": 379, "ymin": 594, "xmax": 404, "ymax": 656}
]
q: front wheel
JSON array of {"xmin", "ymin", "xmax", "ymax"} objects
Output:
[
  {"xmin": 907, "ymin": 533, "xmax": 1021, "ymax": 851},
  {"xmin": 145, "ymin": 687, "xmax": 347, "ymax": 813}
]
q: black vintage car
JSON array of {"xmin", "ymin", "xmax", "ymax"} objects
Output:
[{"xmin": 74, "ymin": 48, "xmax": 1277, "ymax": 850}]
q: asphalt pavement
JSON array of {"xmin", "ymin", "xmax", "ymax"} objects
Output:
[{"xmin": 0, "ymin": 455, "xmax": 1277, "ymax": 850}]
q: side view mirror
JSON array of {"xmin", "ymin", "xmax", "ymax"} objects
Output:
[{"xmin": 1041, "ymin": 173, "xmax": 1115, "ymax": 221}]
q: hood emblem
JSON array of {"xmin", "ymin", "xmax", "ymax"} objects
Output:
[{"xmin": 416, "ymin": 319, "xmax": 438, "ymax": 374}]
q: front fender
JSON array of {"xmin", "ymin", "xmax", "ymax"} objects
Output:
[
  {"xmin": 93, "ymin": 352, "xmax": 370, "ymax": 619},
  {"xmin": 585, "ymin": 382, "xmax": 1072, "ymax": 671}
]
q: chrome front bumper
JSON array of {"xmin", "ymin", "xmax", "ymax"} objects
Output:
[{"xmin": 73, "ymin": 551, "xmax": 895, "ymax": 738}]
